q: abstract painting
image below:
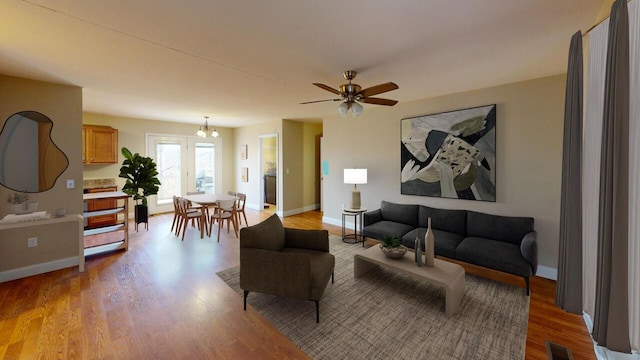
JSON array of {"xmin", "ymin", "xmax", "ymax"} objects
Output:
[{"xmin": 401, "ymin": 104, "xmax": 496, "ymax": 201}]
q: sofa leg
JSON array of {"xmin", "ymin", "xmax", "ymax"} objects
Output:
[
  {"xmin": 524, "ymin": 277, "xmax": 530, "ymax": 296},
  {"xmin": 314, "ymin": 300, "xmax": 320, "ymax": 323},
  {"xmin": 243, "ymin": 290, "xmax": 249, "ymax": 310}
]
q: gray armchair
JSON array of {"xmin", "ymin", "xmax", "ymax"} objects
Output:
[{"xmin": 239, "ymin": 214, "xmax": 335, "ymax": 323}]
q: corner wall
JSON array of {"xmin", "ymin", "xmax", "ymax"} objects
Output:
[
  {"xmin": 0, "ymin": 74, "xmax": 83, "ymax": 280},
  {"xmin": 322, "ymin": 74, "xmax": 566, "ymax": 277},
  {"xmin": 0, "ymin": 74, "xmax": 83, "ymax": 217}
]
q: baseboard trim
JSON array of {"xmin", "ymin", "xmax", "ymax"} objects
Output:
[
  {"xmin": 0, "ymin": 257, "xmax": 80, "ymax": 283},
  {"xmin": 536, "ymin": 265, "xmax": 557, "ymax": 281},
  {"xmin": 282, "ymin": 205, "xmax": 319, "ymax": 217}
]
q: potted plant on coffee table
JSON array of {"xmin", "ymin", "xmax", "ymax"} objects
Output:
[
  {"xmin": 379, "ymin": 235, "xmax": 408, "ymax": 259},
  {"xmin": 118, "ymin": 147, "xmax": 161, "ymax": 231}
]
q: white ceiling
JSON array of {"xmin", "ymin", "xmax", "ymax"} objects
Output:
[{"xmin": 0, "ymin": 0, "xmax": 607, "ymax": 128}]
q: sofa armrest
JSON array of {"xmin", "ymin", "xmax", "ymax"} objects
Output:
[
  {"xmin": 364, "ymin": 209, "xmax": 383, "ymax": 227},
  {"xmin": 240, "ymin": 248, "xmax": 312, "ymax": 299},
  {"xmin": 284, "ymin": 228, "xmax": 329, "ymax": 252},
  {"xmin": 520, "ymin": 231, "xmax": 538, "ymax": 275}
]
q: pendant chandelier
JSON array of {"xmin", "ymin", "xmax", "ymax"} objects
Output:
[{"xmin": 197, "ymin": 116, "xmax": 219, "ymax": 138}]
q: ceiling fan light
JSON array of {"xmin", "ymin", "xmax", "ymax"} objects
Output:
[
  {"xmin": 351, "ymin": 102, "xmax": 363, "ymax": 117},
  {"xmin": 337, "ymin": 102, "xmax": 349, "ymax": 117},
  {"xmin": 211, "ymin": 128, "xmax": 219, "ymax": 138},
  {"xmin": 197, "ymin": 127, "xmax": 206, "ymax": 137}
]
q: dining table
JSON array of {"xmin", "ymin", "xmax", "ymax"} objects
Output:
[
  {"xmin": 182, "ymin": 193, "xmax": 237, "ymax": 207},
  {"xmin": 182, "ymin": 193, "xmax": 238, "ymax": 236}
]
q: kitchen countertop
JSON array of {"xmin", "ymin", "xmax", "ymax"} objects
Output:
[
  {"xmin": 83, "ymin": 178, "xmax": 116, "ymax": 190},
  {"xmin": 83, "ymin": 191, "xmax": 130, "ymax": 200}
]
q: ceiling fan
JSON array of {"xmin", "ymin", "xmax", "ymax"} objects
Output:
[{"xmin": 301, "ymin": 70, "xmax": 399, "ymax": 116}]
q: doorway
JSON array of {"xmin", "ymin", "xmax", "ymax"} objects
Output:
[{"xmin": 259, "ymin": 134, "xmax": 278, "ymax": 213}]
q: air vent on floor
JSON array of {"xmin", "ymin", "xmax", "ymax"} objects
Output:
[{"xmin": 545, "ymin": 341, "xmax": 574, "ymax": 360}]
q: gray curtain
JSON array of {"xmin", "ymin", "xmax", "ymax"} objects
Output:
[
  {"xmin": 555, "ymin": 31, "xmax": 583, "ymax": 314},
  {"xmin": 592, "ymin": 0, "xmax": 631, "ymax": 353}
]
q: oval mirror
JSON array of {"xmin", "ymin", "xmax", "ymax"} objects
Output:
[{"xmin": 0, "ymin": 111, "xmax": 69, "ymax": 193}]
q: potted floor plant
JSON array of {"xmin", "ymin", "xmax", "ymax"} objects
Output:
[{"xmin": 118, "ymin": 147, "xmax": 161, "ymax": 230}]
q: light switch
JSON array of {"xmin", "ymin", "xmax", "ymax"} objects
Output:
[{"xmin": 66, "ymin": 179, "xmax": 75, "ymax": 189}]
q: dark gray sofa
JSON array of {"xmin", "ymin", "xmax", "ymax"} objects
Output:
[{"xmin": 363, "ymin": 201, "xmax": 537, "ymax": 295}]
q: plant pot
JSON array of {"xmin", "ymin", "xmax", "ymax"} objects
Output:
[
  {"xmin": 11, "ymin": 201, "xmax": 38, "ymax": 214},
  {"xmin": 380, "ymin": 244, "xmax": 408, "ymax": 259},
  {"xmin": 134, "ymin": 204, "xmax": 148, "ymax": 231}
]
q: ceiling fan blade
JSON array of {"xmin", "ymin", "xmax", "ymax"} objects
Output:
[
  {"xmin": 313, "ymin": 83, "xmax": 341, "ymax": 95},
  {"xmin": 360, "ymin": 97, "xmax": 398, "ymax": 106},
  {"xmin": 300, "ymin": 98, "xmax": 342, "ymax": 104},
  {"xmin": 357, "ymin": 82, "xmax": 399, "ymax": 97}
]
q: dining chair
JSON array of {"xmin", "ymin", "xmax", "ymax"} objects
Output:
[
  {"xmin": 176, "ymin": 197, "xmax": 207, "ymax": 240},
  {"xmin": 209, "ymin": 199, "xmax": 238, "ymax": 242},
  {"xmin": 171, "ymin": 195, "xmax": 181, "ymax": 234},
  {"xmin": 227, "ymin": 191, "xmax": 237, "ymax": 196},
  {"xmin": 235, "ymin": 192, "xmax": 248, "ymax": 226}
]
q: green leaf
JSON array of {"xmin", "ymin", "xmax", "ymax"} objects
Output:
[{"xmin": 117, "ymin": 147, "xmax": 161, "ymax": 205}]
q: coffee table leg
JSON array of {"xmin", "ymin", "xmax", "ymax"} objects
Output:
[
  {"xmin": 354, "ymin": 255, "xmax": 378, "ymax": 277},
  {"xmin": 445, "ymin": 273, "xmax": 465, "ymax": 317}
]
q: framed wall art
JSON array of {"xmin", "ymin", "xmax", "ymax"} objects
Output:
[
  {"xmin": 400, "ymin": 104, "xmax": 496, "ymax": 202},
  {"xmin": 240, "ymin": 144, "xmax": 248, "ymax": 160},
  {"xmin": 241, "ymin": 167, "xmax": 248, "ymax": 182}
]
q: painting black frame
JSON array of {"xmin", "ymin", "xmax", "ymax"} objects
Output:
[{"xmin": 400, "ymin": 104, "xmax": 496, "ymax": 201}]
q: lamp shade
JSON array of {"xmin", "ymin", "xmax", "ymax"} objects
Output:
[
  {"xmin": 344, "ymin": 168, "xmax": 367, "ymax": 184},
  {"xmin": 337, "ymin": 102, "xmax": 349, "ymax": 116},
  {"xmin": 351, "ymin": 102, "xmax": 363, "ymax": 116}
]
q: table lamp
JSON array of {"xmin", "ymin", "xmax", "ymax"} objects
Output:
[{"xmin": 344, "ymin": 168, "xmax": 367, "ymax": 209}]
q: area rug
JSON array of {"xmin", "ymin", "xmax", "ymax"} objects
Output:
[{"xmin": 217, "ymin": 236, "xmax": 529, "ymax": 360}]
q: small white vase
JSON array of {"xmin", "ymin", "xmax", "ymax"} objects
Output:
[{"xmin": 424, "ymin": 217, "xmax": 435, "ymax": 267}]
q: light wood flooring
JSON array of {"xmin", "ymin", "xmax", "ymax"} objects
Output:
[{"xmin": 0, "ymin": 209, "xmax": 595, "ymax": 359}]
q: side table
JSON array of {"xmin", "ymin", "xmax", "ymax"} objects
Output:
[{"xmin": 342, "ymin": 208, "xmax": 367, "ymax": 246}]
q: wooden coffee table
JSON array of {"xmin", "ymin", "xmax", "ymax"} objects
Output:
[{"xmin": 354, "ymin": 245, "xmax": 465, "ymax": 317}]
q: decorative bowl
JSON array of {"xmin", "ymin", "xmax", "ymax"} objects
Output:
[{"xmin": 380, "ymin": 244, "xmax": 408, "ymax": 259}]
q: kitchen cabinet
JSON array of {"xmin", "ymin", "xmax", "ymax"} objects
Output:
[
  {"xmin": 86, "ymin": 187, "xmax": 118, "ymax": 228},
  {"xmin": 83, "ymin": 191, "xmax": 130, "ymax": 256},
  {"xmin": 83, "ymin": 125, "xmax": 118, "ymax": 164}
]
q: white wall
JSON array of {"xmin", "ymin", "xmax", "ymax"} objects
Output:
[
  {"xmin": 322, "ymin": 74, "xmax": 566, "ymax": 277},
  {"xmin": 234, "ymin": 120, "xmax": 282, "ymax": 211}
]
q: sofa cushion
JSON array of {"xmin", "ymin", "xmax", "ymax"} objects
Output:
[
  {"xmin": 466, "ymin": 211, "xmax": 534, "ymax": 245},
  {"xmin": 402, "ymin": 228, "xmax": 464, "ymax": 259},
  {"xmin": 455, "ymin": 237, "xmax": 532, "ymax": 277},
  {"xmin": 380, "ymin": 201, "xmax": 419, "ymax": 227},
  {"xmin": 363, "ymin": 221, "xmax": 414, "ymax": 242},
  {"xmin": 418, "ymin": 206, "xmax": 467, "ymax": 235}
]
